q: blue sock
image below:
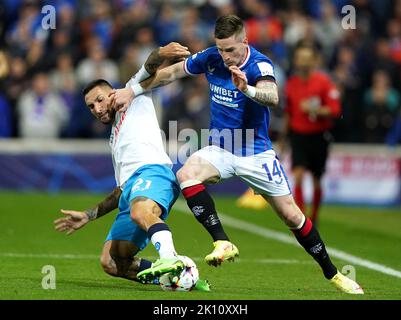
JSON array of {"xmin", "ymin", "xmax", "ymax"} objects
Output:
[{"xmin": 138, "ymin": 259, "xmax": 152, "ymax": 272}]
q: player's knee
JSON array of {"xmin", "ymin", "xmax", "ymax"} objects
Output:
[
  {"xmin": 176, "ymin": 167, "xmax": 195, "ymax": 184},
  {"xmin": 100, "ymin": 256, "xmax": 117, "ymax": 276},
  {"xmin": 130, "ymin": 208, "xmax": 144, "ymax": 225},
  {"xmin": 283, "ymin": 211, "xmax": 304, "ymax": 228},
  {"xmin": 277, "ymin": 198, "xmax": 304, "ymax": 228},
  {"xmin": 130, "ymin": 198, "xmax": 161, "ymax": 225}
]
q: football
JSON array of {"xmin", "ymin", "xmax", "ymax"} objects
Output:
[{"xmin": 159, "ymin": 256, "xmax": 199, "ymax": 292}]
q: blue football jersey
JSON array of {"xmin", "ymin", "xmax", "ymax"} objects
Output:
[{"xmin": 184, "ymin": 45, "xmax": 276, "ymax": 156}]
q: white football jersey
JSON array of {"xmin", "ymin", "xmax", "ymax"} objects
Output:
[{"xmin": 109, "ymin": 77, "xmax": 172, "ymax": 187}]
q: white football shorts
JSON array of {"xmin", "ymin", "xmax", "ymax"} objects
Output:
[{"xmin": 192, "ymin": 145, "xmax": 291, "ymax": 197}]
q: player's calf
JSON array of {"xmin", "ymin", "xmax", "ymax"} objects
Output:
[
  {"xmin": 291, "ymin": 216, "xmax": 337, "ymax": 280},
  {"xmin": 100, "ymin": 255, "xmax": 153, "ymax": 282}
]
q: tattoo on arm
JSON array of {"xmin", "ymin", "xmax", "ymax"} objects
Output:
[
  {"xmin": 86, "ymin": 187, "xmax": 121, "ymax": 220},
  {"xmin": 253, "ymin": 81, "xmax": 279, "ymax": 107},
  {"xmin": 144, "ymin": 48, "xmax": 164, "ymax": 75},
  {"xmin": 141, "ymin": 61, "xmax": 187, "ymax": 90}
]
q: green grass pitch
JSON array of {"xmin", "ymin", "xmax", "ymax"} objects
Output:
[{"xmin": 0, "ymin": 192, "xmax": 400, "ymax": 300}]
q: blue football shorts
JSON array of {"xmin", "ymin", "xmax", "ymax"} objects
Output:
[{"xmin": 105, "ymin": 164, "xmax": 180, "ymax": 250}]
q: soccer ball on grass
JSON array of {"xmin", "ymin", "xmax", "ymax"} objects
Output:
[{"xmin": 159, "ymin": 255, "xmax": 199, "ymax": 292}]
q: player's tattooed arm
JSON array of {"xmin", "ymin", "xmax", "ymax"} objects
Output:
[
  {"xmin": 144, "ymin": 42, "xmax": 190, "ymax": 75},
  {"xmin": 229, "ymin": 66, "xmax": 279, "ymax": 107},
  {"xmin": 141, "ymin": 61, "xmax": 188, "ymax": 90},
  {"xmin": 116, "ymin": 60, "xmax": 188, "ymax": 113},
  {"xmin": 110, "ymin": 42, "xmax": 190, "ymax": 111},
  {"xmin": 251, "ymin": 80, "xmax": 280, "ymax": 107},
  {"xmin": 144, "ymin": 48, "xmax": 165, "ymax": 75},
  {"xmin": 54, "ymin": 188, "xmax": 122, "ymax": 234},
  {"xmin": 85, "ymin": 187, "xmax": 122, "ymax": 220}
]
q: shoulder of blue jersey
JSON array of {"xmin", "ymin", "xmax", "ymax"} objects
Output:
[
  {"xmin": 255, "ymin": 61, "xmax": 275, "ymax": 77},
  {"xmin": 191, "ymin": 46, "xmax": 217, "ymax": 60},
  {"xmin": 248, "ymin": 47, "xmax": 275, "ymax": 77}
]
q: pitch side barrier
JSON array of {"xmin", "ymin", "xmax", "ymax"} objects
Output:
[{"xmin": 0, "ymin": 139, "xmax": 400, "ymax": 206}]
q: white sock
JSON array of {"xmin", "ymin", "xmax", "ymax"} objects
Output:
[{"xmin": 150, "ymin": 230, "xmax": 177, "ymax": 259}]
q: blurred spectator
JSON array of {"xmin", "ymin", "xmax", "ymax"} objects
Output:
[
  {"xmin": 76, "ymin": 37, "xmax": 119, "ymax": 86},
  {"xmin": 314, "ymin": 0, "xmax": 342, "ymax": 65},
  {"xmin": 0, "ymin": 50, "xmax": 8, "ymax": 79},
  {"xmin": 283, "ymin": 6, "xmax": 310, "ymax": 48},
  {"xmin": 135, "ymin": 26, "xmax": 157, "ymax": 65},
  {"xmin": 369, "ymin": 38, "xmax": 401, "ymax": 90},
  {"xmin": 50, "ymin": 52, "xmax": 77, "ymax": 112},
  {"xmin": 6, "ymin": 1, "xmax": 49, "ymax": 56},
  {"xmin": 0, "ymin": 50, "xmax": 11, "ymax": 137},
  {"xmin": 118, "ymin": 43, "xmax": 141, "ymax": 84},
  {"xmin": 112, "ymin": 1, "xmax": 152, "ymax": 59},
  {"xmin": 26, "ymin": 39, "xmax": 47, "ymax": 73},
  {"xmin": 0, "ymin": 93, "xmax": 12, "ymax": 137},
  {"xmin": 1, "ymin": 55, "xmax": 30, "ymax": 137},
  {"xmin": 243, "ymin": 0, "xmax": 286, "ymax": 63},
  {"xmin": 386, "ymin": 109, "xmax": 401, "ymax": 146},
  {"xmin": 331, "ymin": 45, "xmax": 364, "ymax": 142},
  {"xmin": 89, "ymin": 0, "xmax": 114, "ymax": 51},
  {"xmin": 17, "ymin": 72, "xmax": 69, "ymax": 138},
  {"xmin": 179, "ymin": 6, "xmax": 212, "ymax": 45},
  {"xmin": 47, "ymin": 28, "xmax": 80, "ymax": 69},
  {"xmin": 363, "ymin": 69, "xmax": 400, "ymax": 143},
  {"xmin": 386, "ymin": 18, "xmax": 401, "ymax": 65},
  {"xmin": 153, "ymin": 3, "xmax": 180, "ymax": 45}
]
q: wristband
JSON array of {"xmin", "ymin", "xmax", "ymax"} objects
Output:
[
  {"xmin": 130, "ymin": 83, "xmax": 146, "ymax": 97},
  {"xmin": 134, "ymin": 65, "xmax": 151, "ymax": 82},
  {"xmin": 243, "ymin": 85, "xmax": 256, "ymax": 98}
]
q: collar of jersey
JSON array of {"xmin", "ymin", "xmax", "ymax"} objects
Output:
[{"xmin": 238, "ymin": 46, "xmax": 251, "ymax": 69}]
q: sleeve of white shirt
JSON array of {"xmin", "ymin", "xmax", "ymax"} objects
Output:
[{"xmin": 126, "ymin": 65, "xmax": 150, "ymax": 87}]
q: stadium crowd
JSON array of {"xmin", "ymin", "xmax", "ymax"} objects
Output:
[{"xmin": 1, "ymin": 0, "xmax": 401, "ymax": 145}]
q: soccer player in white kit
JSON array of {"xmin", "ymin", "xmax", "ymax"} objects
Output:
[{"xmin": 54, "ymin": 43, "xmax": 192, "ymax": 284}]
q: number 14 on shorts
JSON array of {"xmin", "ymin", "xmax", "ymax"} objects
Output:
[{"xmin": 262, "ymin": 160, "xmax": 283, "ymax": 185}]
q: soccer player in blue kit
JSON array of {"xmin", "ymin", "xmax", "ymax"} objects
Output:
[{"xmin": 112, "ymin": 15, "xmax": 363, "ymax": 294}]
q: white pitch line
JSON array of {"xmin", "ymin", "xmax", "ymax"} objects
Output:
[
  {"xmin": 174, "ymin": 201, "xmax": 401, "ymax": 279},
  {"xmin": 0, "ymin": 252, "xmax": 311, "ymax": 265},
  {"xmin": 0, "ymin": 253, "xmax": 99, "ymax": 260}
]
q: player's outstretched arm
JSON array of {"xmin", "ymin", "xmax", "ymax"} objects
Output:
[
  {"xmin": 141, "ymin": 60, "xmax": 188, "ymax": 90},
  {"xmin": 111, "ymin": 44, "xmax": 190, "ymax": 113},
  {"xmin": 54, "ymin": 187, "xmax": 122, "ymax": 235},
  {"xmin": 112, "ymin": 60, "xmax": 188, "ymax": 113},
  {"xmin": 229, "ymin": 66, "xmax": 279, "ymax": 107},
  {"xmin": 144, "ymin": 42, "xmax": 190, "ymax": 75},
  {"xmin": 131, "ymin": 42, "xmax": 190, "ymax": 85}
]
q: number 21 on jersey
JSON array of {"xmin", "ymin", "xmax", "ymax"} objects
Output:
[{"xmin": 131, "ymin": 178, "xmax": 152, "ymax": 192}]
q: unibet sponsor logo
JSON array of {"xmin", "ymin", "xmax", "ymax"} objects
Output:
[{"xmin": 209, "ymin": 84, "xmax": 239, "ymax": 98}]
